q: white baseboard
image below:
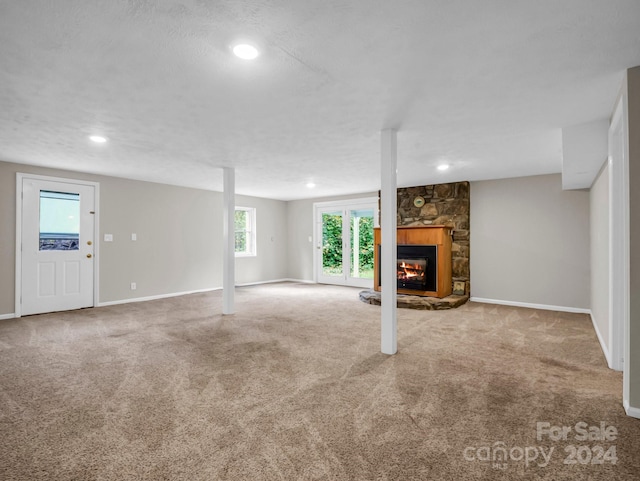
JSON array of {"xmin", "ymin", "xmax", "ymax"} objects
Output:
[
  {"xmin": 97, "ymin": 287, "xmax": 221, "ymax": 307},
  {"xmin": 97, "ymin": 279, "xmax": 314, "ymax": 307},
  {"xmin": 469, "ymin": 297, "xmax": 590, "ymax": 314},
  {"xmin": 236, "ymin": 278, "xmax": 315, "ymax": 287},
  {"xmin": 2, "ymin": 280, "xmax": 315, "ymax": 315},
  {"xmin": 589, "ymin": 311, "xmax": 613, "ymax": 368},
  {"xmin": 623, "ymin": 400, "xmax": 640, "ymax": 419}
]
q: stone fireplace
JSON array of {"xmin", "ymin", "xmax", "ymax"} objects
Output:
[
  {"xmin": 361, "ymin": 181, "xmax": 470, "ymax": 309},
  {"xmin": 396, "ymin": 182, "xmax": 470, "ymax": 296}
]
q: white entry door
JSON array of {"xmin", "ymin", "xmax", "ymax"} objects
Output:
[{"xmin": 20, "ymin": 177, "xmax": 96, "ymax": 316}]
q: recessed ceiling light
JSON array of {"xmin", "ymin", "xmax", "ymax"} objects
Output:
[
  {"xmin": 306, "ymin": 182, "xmax": 316, "ymax": 188},
  {"xmin": 89, "ymin": 135, "xmax": 108, "ymax": 143},
  {"xmin": 233, "ymin": 44, "xmax": 259, "ymax": 60},
  {"xmin": 437, "ymin": 164, "xmax": 450, "ymax": 171}
]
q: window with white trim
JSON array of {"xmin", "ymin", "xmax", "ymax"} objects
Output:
[{"xmin": 235, "ymin": 207, "xmax": 256, "ymax": 257}]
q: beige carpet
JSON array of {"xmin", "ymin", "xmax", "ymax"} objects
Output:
[{"xmin": 0, "ymin": 282, "xmax": 638, "ymax": 480}]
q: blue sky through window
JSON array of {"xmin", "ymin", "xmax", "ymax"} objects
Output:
[{"xmin": 40, "ymin": 191, "xmax": 79, "ymax": 234}]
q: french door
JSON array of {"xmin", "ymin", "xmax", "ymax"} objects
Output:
[
  {"xmin": 315, "ymin": 198, "xmax": 377, "ymax": 288},
  {"xmin": 18, "ymin": 175, "xmax": 97, "ymax": 316}
]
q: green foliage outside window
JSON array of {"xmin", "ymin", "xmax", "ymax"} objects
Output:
[
  {"xmin": 322, "ymin": 214, "xmax": 342, "ymax": 269},
  {"xmin": 322, "ymin": 214, "xmax": 374, "ymax": 276},
  {"xmin": 353, "ymin": 216, "xmax": 374, "ymax": 270},
  {"xmin": 235, "ymin": 209, "xmax": 247, "ymax": 252}
]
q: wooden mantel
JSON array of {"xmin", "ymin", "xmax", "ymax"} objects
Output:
[{"xmin": 374, "ymin": 225, "xmax": 453, "ymax": 298}]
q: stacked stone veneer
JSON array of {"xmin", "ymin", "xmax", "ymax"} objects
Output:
[{"xmin": 391, "ymin": 182, "xmax": 470, "ymax": 296}]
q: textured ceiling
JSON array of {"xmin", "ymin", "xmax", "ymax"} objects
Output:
[{"xmin": 1, "ymin": 1, "xmax": 640, "ymax": 200}]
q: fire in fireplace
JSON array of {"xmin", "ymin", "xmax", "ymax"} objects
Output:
[{"xmin": 397, "ymin": 259, "xmax": 427, "ymax": 290}]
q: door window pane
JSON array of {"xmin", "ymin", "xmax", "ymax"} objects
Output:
[
  {"xmin": 322, "ymin": 211, "xmax": 343, "ymax": 276},
  {"xmin": 350, "ymin": 209, "xmax": 374, "ymax": 279},
  {"xmin": 39, "ymin": 191, "xmax": 80, "ymax": 250}
]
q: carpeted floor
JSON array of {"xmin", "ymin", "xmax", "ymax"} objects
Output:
[{"xmin": 0, "ymin": 282, "xmax": 638, "ymax": 480}]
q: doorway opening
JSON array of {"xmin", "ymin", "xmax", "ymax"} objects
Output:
[{"xmin": 314, "ymin": 198, "xmax": 378, "ymax": 288}]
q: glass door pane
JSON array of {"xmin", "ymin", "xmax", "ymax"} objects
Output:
[
  {"xmin": 321, "ymin": 211, "xmax": 343, "ymax": 277},
  {"xmin": 39, "ymin": 191, "xmax": 80, "ymax": 251},
  {"xmin": 349, "ymin": 208, "xmax": 374, "ymax": 279},
  {"xmin": 315, "ymin": 199, "xmax": 376, "ymax": 288}
]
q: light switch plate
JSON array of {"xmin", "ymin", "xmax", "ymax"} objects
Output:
[
  {"xmin": 131, "ymin": 233, "xmax": 137, "ymax": 241},
  {"xmin": 104, "ymin": 234, "xmax": 113, "ymax": 242}
]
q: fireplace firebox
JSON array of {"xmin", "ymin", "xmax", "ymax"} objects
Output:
[{"xmin": 378, "ymin": 245, "xmax": 437, "ymax": 292}]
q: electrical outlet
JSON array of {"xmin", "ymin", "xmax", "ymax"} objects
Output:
[
  {"xmin": 130, "ymin": 282, "xmax": 137, "ymax": 290},
  {"xmin": 131, "ymin": 233, "xmax": 137, "ymax": 241},
  {"xmin": 104, "ymin": 234, "xmax": 113, "ymax": 242}
]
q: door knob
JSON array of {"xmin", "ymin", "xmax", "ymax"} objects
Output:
[{"xmin": 86, "ymin": 254, "xmax": 92, "ymax": 258}]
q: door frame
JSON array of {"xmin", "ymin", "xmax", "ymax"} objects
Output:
[
  {"xmin": 313, "ymin": 197, "xmax": 378, "ymax": 287},
  {"xmin": 15, "ymin": 173, "xmax": 101, "ymax": 317}
]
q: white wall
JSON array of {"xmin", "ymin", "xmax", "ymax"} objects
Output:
[
  {"xmin": 589, "ymin": 163, "xmax": 610, "ymax": 358},
  {"xmin": 562, "ymin": 119, "xmax": 609, "ymax": 189},
  {"xmin": 98, "ymin": 175, "xmax": 220, "ymax": 302},
  {"xmin": 235, "ymin": 194, "xmax": 289, "ymax": 285},
  {"xmin": 470, "ymin": 174, "xmax": 590, "ymax": 310},
  {"xmin": 287, "ymin": 176, "xmax": 592, "ymax": 312},
  {"xmin": 0, "ymin": 161, "xmax": 289, "ymax": 315},
  {"xmin": 3, "ymin": 163, "xmax": 595, "ymax": 316}
]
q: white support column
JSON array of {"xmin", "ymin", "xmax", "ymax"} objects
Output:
[
  {"xmin": 380, "ymin": 129, "xmax": 397, "ymax": 355},
  {"xmin": 222, "ymin": 167, "xmax": 235, "ymax": 315}
]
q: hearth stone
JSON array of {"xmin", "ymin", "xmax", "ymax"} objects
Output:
[{"xmin": 359, "ymin": 289, "xmax": 469, "ymax": 310}]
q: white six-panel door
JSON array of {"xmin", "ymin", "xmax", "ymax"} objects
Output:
[{"xmin": 20, "ymin": 177, "xmax": 95, "ymax": 316}]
